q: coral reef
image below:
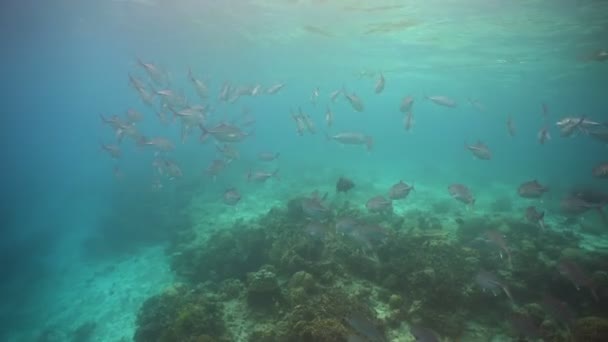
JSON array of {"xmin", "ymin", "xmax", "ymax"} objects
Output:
[
  {"xmin": 134, "ymin": 285, "xmax": 227, "ymax": 342},
  {"xmin": 573, "ymin": 316, "xmax": 608, "ymax": 342},
  {"xmin": 133, "ymin": 196, "xmax": 608, "ymax": 341}
]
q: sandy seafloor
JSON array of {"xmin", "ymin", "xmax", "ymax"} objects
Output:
[{"xmin": 11, "ymin": 168, "xmax": 607, "ymax": 342}]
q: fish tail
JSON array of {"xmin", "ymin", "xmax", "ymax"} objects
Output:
[
  {"xmin": 199, "ymin": 124, "xmax": 209, "ymax": 142},
  {"xmin": 273, "ymin": 169, "xmax": 281, "ymax": 180}
]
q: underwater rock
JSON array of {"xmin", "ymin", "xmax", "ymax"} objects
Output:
[
  {"xmin": 247, "ymin": 265, "xmax": 279, "ymax": 293},
  {"xmin": 289, "ymin": 271, "xmax": 315, "ymax": 291},
  {"xmin": 219, "ymin": 278, "xmax": 245, "ymax": 300},
  {"xmin": 573, "ymin": 316, "xmax": 608, "ymax": 342},
  {"xmin": 246, "ymin": 265, "xmax": 281, "ymax": 309},
  {"xmin": 388, "ymin": 294, "xmax": 403, "ymax": 310}
]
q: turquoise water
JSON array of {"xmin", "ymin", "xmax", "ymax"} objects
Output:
[{"xmin": 2, "ymin": 0, "xmax": 608, "ymax": 341}]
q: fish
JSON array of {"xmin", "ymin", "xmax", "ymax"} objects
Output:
[
  {"xmin": 325, "ymin": 106, "xmax": 333, "ymax": 127},
  {"xmin": 344, "ymin": 91, "xmax": 365, "ymax": 112},
  {"xmin": 474, "ymin": 270, "xmax": 513, "ymax": 302},
  {"xmin": 139, "ymin": 137, "xmax": 174, "ymax": 152},
  {"xmin": 101, "ymin": 143, "xmax": 121, "ymax": 159},
  {"xmin": 162, "ymin": 159, "xmax": 182, "ymax": 179},
  {"xmin": 206, "ymin": 159, "xmax": 226, "ymax": 180},
  {"xmin": 409, "ymin": 324, "xmax": 440, "ymax": 342},
  {"xmin": 425, "ymin": 95, "xmax": 457, "ymax": 108},
  {"xmin": 465, "ymin": 140, "xmax": 492, "ymax": 160},
  {"xmin": 343, "ymin": 314, "xmax": 384, "ymax": 342},
  {"xmin": 540, "ymin": 293, "xmax": 574, "ymax": 326},
  {"xmin": 542, "ymin": 102, "xmax": 549, "ymax": 117},
  {"xmin": 326, "ymin": 132, "xmax": 373, "ymax": 150},
  {"xmin": 335, "ymin": 217, "xmax": 360, "ymax": 235},
  {"xmin": 291, "ymin": 109, "xmax": 307, "ymax": 135},
  {"xmin": 301, "ymin": 192, "xmax": 330, "ymax": 220},
  {"xmin": 200, "ymin": 123, "xmax": 251, "ymax": 143},
  {"xmin": 403, "ymin": 110, "xmax": 414, "ymax": 131},
  {"xmin": 517, "ymin": 180, "xmax": 549, "ymax": 198},
  {"xmin": 336, "ymin": 177, "xmax": 355, "ymax": 193},
  {"xmin": 223, "ymin": 188, "xmax": 241, "ymax": 206},
  {"xmin": 538, "ymin": 126, "xmax": 551, "ymax": 144},
  {"xmin": 556, "ymin": 117, "xmax": 601, "ymax": 130},
  {"xmin": 484, "ymin": 230, "xmax": 513, "ymax": 268},
  {"xmin": 257, "ymin": 152, "xmax": 280, "ymax": 162},
  {"xmin": 126, "ymin": 108, "xmax": 144, "ymax": 123},
  {"xmin": 559, "ymin": 116, "xmax": 586, "ymax": 137},
  {"xmin": 216, "ymin": 144, "xmax": 240, "ymax": 163},
  {"xmin": 266, "ymin": 82, "xmax": 285, "ymax": 94},
  {"xmin": 366, "ymin": 195, "xmax": 393, "ymax": 213},
  {"xmin": 304, "ymin": 222, "xmax": 328, "ymax": 239},
  {"xmin": 330, "ymin": 88, "xmax": 342, "ymax": 102},
  {"xmin": 247, "ymin": 169, "xmax": 280, "ymax": 182},
  {"xmin": 525, "ymin": 206, "xmax": 546, "ymax": 230},
  {"xmin": 400, "ymin": 96, "xmax": 414, "ymax": 113},
  {"xmin": 507, "ymin": 115, "xmax": 516, "ymax": 137},
  {"xmin": 136, "ymin": 58, "xmax": 167, "ymax": 85},
  {"xmin": 588, "ymin": 126, "xmax": 608, "ymax": 143},
  {"xmin": 310, "ymin": 87, "xmax": 320, "ymax": 105},
  {"xmin": 558, "ymin": 259, "xmax": 599, "ymax": 301},
  {"xmin": 218, "ymin": 81, "xmax": 232, "ymax": 102},
  {"xmin": 468, "ymin": 97, "xmax": 485, "ymax": 112},
  {"xmin": 388, "ymin": 181, "xmax": 414, "ymax": 200},
  {"xmin": 448, "ymin": 184, "xmax": 475, "ymax": 206},
  {"xmin": 187, "ymin": 68, "xmax": 209, "ymax": 99},
  {"xmin": 592, "ymin": 162, "xmax": 608, "ymax": 178},
  {"xmin": 509, "ymin": 313, "xmax": 543, "ymax": 339},
  {"xmin": 299, "ymin": 108, "xmax": 316, "ymax": 134},
  {"xmin": 374, "ymin": 73, "xmax": 385, "ymax": 93}
]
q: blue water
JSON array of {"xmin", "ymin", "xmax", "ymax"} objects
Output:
[{"xmin": 2, "ymin": 0, "xmax": 608, "ymax": 341}]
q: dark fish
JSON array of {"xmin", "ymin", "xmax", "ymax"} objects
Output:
[
  {"xmin": 509, "ymin": 313, "xmax": 543, "ymax": 339},
  {"xmin": 206, "ymin": 159, "xmax": 226, "ymax": 179},
  {"xmin": 388, "ymin": 180, "xmax": 414, "ymax": 200},
  {"xmin": 336, "ymin": 177, "xmax": 355, "ymax": 193},
  {"xmin": 588, "ymin": 126, "xmax": 608, "ymax": 143},
  {"xmin": 558, "ymin": 259, "xmax": 599, "ymax": 301},
  {"xmin": 465, "ymin": 140, "xmax": 492, "ymax": 160},
  {"xmin": 592, "ymin": 162, "xmax": 608, "ymax": 178},
  {"xmin": 484, "ymin": 230, "xmax": 513, "ymax": 268},
  {"xmin": 540, "ymin": 293, "xmax": 574, "ymax": 326},
  {"xmin": 400, "ymin": 96, "xmax": 414, "ymax": 113},
  {"xmin": 336, "ymin": 217, "xmax": 360, "ymax": 235},
  {"xmin": 517, "ymin": 180, "xmax": 549, "ymax": 198},
  {"xmin": 223, "ymin": 188, "xmax": 241, "ymax": 205},
  {"xmin": 409, "ymin": 324, "xmax": 440, "ymax": 342},
  {"xmin": 403, "ymin": 110, "xmax": 414, "ymax": 132},
  {"xmin": 559, "ymin": 116, "xmax": 585, "ymax": 137},
  {"xmin": 304, "ymin": 222, "xmax": 328, "ymax": 239},
  {"xmin": 448, "ymin": 184, "xmax": 475, "ymax": 206},
  {"xmin": 343, "ymin": 314, "xmax": 384, "ymax": 342},
  {"xmin": 525, "ymin": 206, "xmax": 546, "ymax": 230},
  {"xmin": 366, "ymin": 195, "xmax": 393, "ymax": 213},
  {"xmin": 537, "ymin": 126, "xmax": 551, "ymax": 144},
  {"xmin": 344, "ymin": 91, "xmax": 365, "ymax": 112},
  {"xmin": 474, "ymin": 270, "xmax": 513, "ymax": 302}
]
